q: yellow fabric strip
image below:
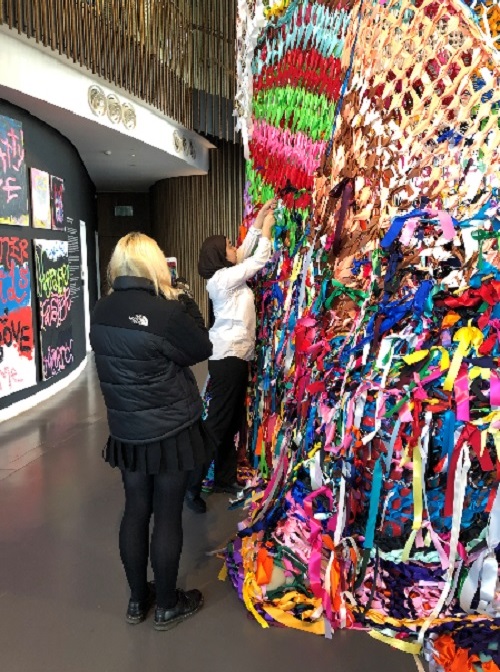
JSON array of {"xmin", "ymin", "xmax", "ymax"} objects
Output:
[
  {"xmin": 412, "ymin": 440, "xmax": 424, "ymax": 530},
  {"xmin": 470, "ymin": 366, "xmax": 491, "ymax": 380},
  {"xmin": 434, "ymin": 346, "xmax": 450, "ymax": 372},
  {"xmin": 402, "ymin": 529, "xmax": 418, "ymax": 563},
  {"xmin": 443, "ymin": 348, "xmax": 465, "ymax": 392},
  {"xmin": 270, "ymin": 591, "xmax": 322, "ymax": 612},
  {"xmin": 402, "ymin": 439, "xmax": 423, "ymax": 561},
  {"xmin": 403, "ymin": 350, "xmax": 429, "ymax": 365},
  {"xmin": 357, "ymin": 608, "xmax": 499, "ymax": 629},
  {"xmin": 242, "ymin": 577, "xmax": 269, "ymax": 629},
  {"xmin": 413, "ymin": 654, "xmax": 427, "ymax": 672},
  {"xmin": 263, "ymin": 605, "xmax": 325, "ymax": 635},
  {"xmin": 399, "ymin": 445, "xmax": 411, "ymax": 468},
  {"xmin": 443, "ymin": 325, "xmax": 483, "ymax": 391},
  {"xmin": 368, "ymin": 629, "xmax": 422, "ymax": 654},
  {"xmin": 264, "ymin": 0, "xmax": 292, "ymax": 19}
]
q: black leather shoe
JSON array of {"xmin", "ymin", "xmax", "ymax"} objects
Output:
[
  {"xmin": 153, "ymin": 589, "xmax": 204, "ymax": 631},
  {"xmin": 185, "ymin": 491, "xmax": 207, "ymax": 514},
  {"xmin": 213, "ymin": 482, "xmax": 243, "ymax": 496},
  {"xmin": 126, "ymin": 581, "xmax": 155, "ymax": 624}
]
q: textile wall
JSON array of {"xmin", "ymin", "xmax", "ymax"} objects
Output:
[
  {"xmin": 0, "ymin": 99, "xmax": 97, "ymax": 410},
  {"xmin": 226, "ymin": 1, "xmax": 500, "ymax": 671}
]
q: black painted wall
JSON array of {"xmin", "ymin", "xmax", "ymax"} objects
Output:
[{"xmin": 0, "ymin": 99, "xmax": 97, "ymax": 411}]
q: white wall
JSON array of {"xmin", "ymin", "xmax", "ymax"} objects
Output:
[{"xmin": 0, "ymin": 28, "xmax": 210, "ymax": 175}]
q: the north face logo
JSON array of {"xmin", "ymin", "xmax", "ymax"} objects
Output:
[{"xmin": 129, "ymin": 314, "xmax": 148, "ymax": 327}]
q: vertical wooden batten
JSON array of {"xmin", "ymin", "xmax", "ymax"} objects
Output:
[
  {"xmin": 1, "ymin": 0, "xmax": 245, "ymax": 308},
  {"xmin": 0, "ymin": 0, "xmax": 210, "ymax": 132},
  {"xmin": 150, "ymin": 141, "xmax": 245, "ymax": 323}
]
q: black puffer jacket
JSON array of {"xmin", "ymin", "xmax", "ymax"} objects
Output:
[{"xmin": 90, "ymin": 276, "xmax": 212, "ymax": 443}]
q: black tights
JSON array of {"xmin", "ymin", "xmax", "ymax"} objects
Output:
[{"xmin": 119, "ymin": 470, "xmax": 189, "ymax": 609}]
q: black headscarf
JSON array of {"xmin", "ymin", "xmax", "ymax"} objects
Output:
[{"xmin": 198, "ymin": 235, "xmax": 234, "ymax": 280}]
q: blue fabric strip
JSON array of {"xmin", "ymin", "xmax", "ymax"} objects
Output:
[{"xmin": 363, "ymin": 457, "xmax": 383, "ymax": 549}]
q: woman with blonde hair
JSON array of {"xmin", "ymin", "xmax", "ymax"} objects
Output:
[{"xmin": 90, "ymin": 232, "xmax": 212, "ymax": 630}]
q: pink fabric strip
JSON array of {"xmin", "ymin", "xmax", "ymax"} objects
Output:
[
  {"xmin": 252, "ymin": 118, "xmax": 326, "ymax": 176},
  {"xmin": 303, "ymin": 486, "xmax": 334, "ymax": 517},
  {"xmin": 341, "ymin": 398, "xmax": 355, "ymax": 450},
  {"xmin": 491, "ymin": 370, "xmax": 500, "ymax": 407},
  {"xmin": 454, "ymin": 366, "xmax": 470, "ymax": 422},
  {"xmin": 425, "ymin": 208, "xmax": 455, "ymax": 240},
  {"xmin": 307, "ymin": 517, "xmax": 324, "ymax": 599},
  {"xmin": 303, "ymin": 487, "xmax": 335, "ymax": 599},
  {"xmin": 420, "ymin": 368, "xmax": 443, "ymax": 386},
  {"xmin": 400, "ymin": 218, "xmax": 419, "ymax": 245}
]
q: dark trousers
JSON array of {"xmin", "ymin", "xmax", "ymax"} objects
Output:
[{"xmin": 188, "ymin": 356, "xmax": 248, "ymax": 496}]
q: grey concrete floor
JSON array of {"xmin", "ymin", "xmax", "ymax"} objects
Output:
[{"xmin": 0, "ymin": 360, "xmax": 418, "ymax": 672}]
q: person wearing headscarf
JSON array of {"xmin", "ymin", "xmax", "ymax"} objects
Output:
[{"xmin": 185, "ymin": 199, "xmax": 276, "ymax": 513}]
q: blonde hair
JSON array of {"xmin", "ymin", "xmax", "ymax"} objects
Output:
[{"xmin": 107, "ymin": 232, "xmax": 179, "ymax": 299}]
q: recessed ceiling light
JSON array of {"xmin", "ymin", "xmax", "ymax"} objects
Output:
[{"xmin": 104, "ymin": 150, "xmax": 112, "ymax": 155}]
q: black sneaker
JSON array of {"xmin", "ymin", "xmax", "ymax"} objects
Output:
[
  {"xmin": 126, "ymin": 581, "xmax": 155, "ymax": 624},
  {"xmin": 213, "ymin": 482, "xmax": 243, "ymax": 496},
  {"xmin": 153, "ymin": 589, "xmax": 204, "ymax": 631},
  {"xmin": 185, "ymin": 491, "xmax": 207, "ymax": 514}
]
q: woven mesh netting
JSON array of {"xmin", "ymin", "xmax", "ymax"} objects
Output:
[
  {"xmin": 317, "ymin": 0, "xmax": 500, "ymax": 269},
  {"xmin": 225, "ymin": 1, "xmax": 500, "ymax": 671}
]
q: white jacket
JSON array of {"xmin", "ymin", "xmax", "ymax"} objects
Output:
[{"xmin": 207, "ymin": 226, "xmax": 272, "ymax": 361}]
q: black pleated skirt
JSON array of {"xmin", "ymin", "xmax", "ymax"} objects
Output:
[{"xmin": 103, "ymin": 419, "xmax": 211, "ymax": 474}]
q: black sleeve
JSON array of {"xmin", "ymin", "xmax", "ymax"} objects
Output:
[
  {"xmin": 161, "ymin": 300, "xmax": 212, "ymax": 366},
  {"xmin": 178, "ymin": 294, "xmax": 207, "ymax": 330}
]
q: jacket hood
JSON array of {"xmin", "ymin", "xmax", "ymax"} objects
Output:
[{"xmin": 113, "ymin": 276, "xmax": 156, "ymax": 293}]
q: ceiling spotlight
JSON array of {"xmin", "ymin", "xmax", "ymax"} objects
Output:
[
  {"xmin": 131, "ymin": 154, "xmax": 136, "ymax": 158},
  {"xmin": 104, "ymin": 150, "xmax": 112, "ymax": 156}
]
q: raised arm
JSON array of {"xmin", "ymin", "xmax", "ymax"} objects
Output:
[
  {"xmin": 236, "ymin": 226, "xmax": 261, "ymax": 263},
  {"xmin": 217, "ymin": 211, "xmax": 274, "ymax": 290},
  {"xmin": 236, "ymin": 198, "xmax": 277, "ymax": 263},
  {"xmin": 254, "ymin": 198, "xmax": 278, "ymax": 230}
]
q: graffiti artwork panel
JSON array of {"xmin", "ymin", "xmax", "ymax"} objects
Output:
[
  {"xmin": 0, "ymin": 236, "xmax": 36, "ymax": 398},
  {"xmin": 50, "ymin": 176, "xmax": 65, "ymax": 231},
  {"xmin": 34, "ymin": 239, "xmax": 73, "ymax": 380},
  {"xmin": 30, "ymin": 168, "xmax": 51, "ymax": 229},
  {"xmin": 0, "ymin": 115, "xmax": 29, "ymax": 227}
]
